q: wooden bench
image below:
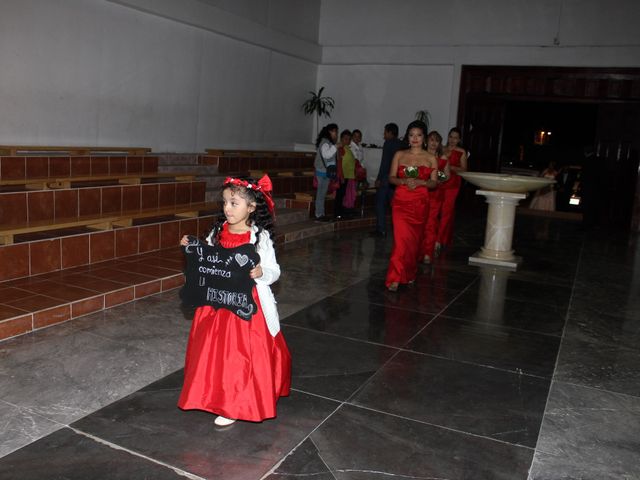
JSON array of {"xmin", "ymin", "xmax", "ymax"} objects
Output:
[
  {"xmin": 206, "ymin": 149, "xmax": 278, "ymax": 157},
  {"xmin": 0, "ymin": 172, "xmax": 199, "ymax": 190},
  {"xmin": 0, "ymin": 202, "xmax": 220, "ymax": 245},
  {"xmin": 0, "ymin": 145, "xmax": 151, "ymax": 156},
  {"xmin": 248, "ymin": 168, "xmax": 314, "ymax": 178}
]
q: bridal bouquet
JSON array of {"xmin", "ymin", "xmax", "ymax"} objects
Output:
[
  {"xmin": 404, "ymin": 165, "xmax": 419, "ymax": 178},
  {"xmin": 437, "ymin": 170, "xmax": 449, "ymax": 182}
]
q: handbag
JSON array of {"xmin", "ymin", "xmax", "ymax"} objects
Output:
[
  {"xmin": 313, "ymin": 175, "xmax": 340, "ymax": 194},
  {"xmin": 319, "ymin": 144, "xmax": 337, "ymax": 179},
  {"xmin": 355, "ymin": 160, "xmax": 367, "ymax": 182}
]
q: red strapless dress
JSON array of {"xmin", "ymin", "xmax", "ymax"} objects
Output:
[
  {"xmin": 385, "ymin": 165, "xmax": 434, "ymax": 287},
  {"xmin": 438, "ymin": 149, "xmax": 464, "ymax": 247},
  {"xmin": 423, "ymin": 157, "xmax": 449, "ymax": 259},
  {"xmin": 178, "ymin": 226, "xmax": 291, "ymax": 422}
]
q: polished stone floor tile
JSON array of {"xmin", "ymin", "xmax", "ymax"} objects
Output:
[
  {"xmin": 574, "ymin": 262, "xmax": 637, "ymax": 295},
  {"xmin": 441, "ymin": 289, "xmax": 567, "ymax": 336},
  {"xmin": 332, "ymin": 275, "xmax": 463, "ymax": 315},
  {"xmin": 507, "ymin": 256, "xmax": 578, "ymax": 287},
  {"xmin": 280, "ymin": 240, "xmax": 390, "ymax": 279},
  {"xmin": 263, "ymin": 438, "xmax": 334, "ymax": 480},
  {"xmin": 463, "ymin": 277, "xmax": 572, "ymax": 310},
  {"xmin": 71, "ymin": 389, "xmax": 338, "ymax": 480},
  {"xmin": 370, "ymin": 264, "xmax": 479, "ymax": 290},
  {"xmin": 272, "ymin": 267, "xmax": 370, "ymax": 311},
  {"xmin": 570, "ymin": 286, "xmax": 640, "ymax": 322},
  {"xmin": 529, "ymin": 381, "xmax": 640, "ymax": 480},
  {"xmin": 0, "ymin": 401, "xmax": 62, "ymax": 458},
  {"xmin": 564, "ymin": 308, "xmax": 640, "ymax": 351},
  {"xmin": 283, "ymin": 325, "xmax": 397, "ymax": 401},
  {"xmin": 281, "ymin": 296, "xmax": 435, "ymax": 347},
  {"xmin": 138, "ymin": 368, "xmax": 184, "ymax": 392},
  {"xmin": 70, "ymin": 291, "xmax": 191, "ymax": 355},
  {"xmin": 554, "ymin": 337, "xmax": 640, "ymax": 397},
  {"xmin": 0, "ymin": 328, "xmax": 180, "ymax": 424},
  {"xmin": 305, "ymin": 404, "xmax": 533, "ymax": 480},
  {"xmin": 350, "ymin": 351, "xmax": 550, "ymax": 447},
  {"xmin": 0, "ymin": 427, "xmax": 186, "ymax": 480},
  {"xmin": 406, "ymin": 316, "xmax": 561, "ymax": 377}
]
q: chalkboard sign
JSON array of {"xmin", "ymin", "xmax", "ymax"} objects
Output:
[{"xmin": 180, "ymin": 237, "xmax": 260, "ymax": 320}]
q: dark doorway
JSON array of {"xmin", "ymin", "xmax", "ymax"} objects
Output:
[
  {"xmin": 458, "ymin": 66, "xmax": 640, "ymax": 231},
  {"xmin": 500, "ymin": 101, "xmax": 598, "ymax": 173}
]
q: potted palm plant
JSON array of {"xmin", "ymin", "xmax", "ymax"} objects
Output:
[
  {"xmin": 415, "ymin": 110, "xmax": 430, "ymax": 131},
  {"xmin": 302, "ymin": 87, "xmax": 335, "ymax": 136}
]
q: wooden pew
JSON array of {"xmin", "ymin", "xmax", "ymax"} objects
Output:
[
  {"xmin": 0, "ymin": 172, "xmax": 198, "ymax": 190},
  {"xmin": 0, "ymin": 202, "xmax": 220, "ymax": 245},
  {"xmin": 0, "ymin": 145, "xmax": 151, "ymax": 156}
]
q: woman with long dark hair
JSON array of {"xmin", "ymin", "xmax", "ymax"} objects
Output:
[
  {"xmin": 436, "ymin": 127, "xmax": 468, "ymax": 252},
  {"xmin": 314, "ymin": 123, "xmax": 339, "ymax": 222},
  {"xmin": 385, "ymin": 121, "xmax": 438, "ymax": 291},
  {"xmin": 422, "ymin": 130, "xmax": 449, "ymax": 264}
]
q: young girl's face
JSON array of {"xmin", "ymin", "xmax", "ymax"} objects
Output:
[{"xmin": 222, "ymin": 188, "xmax": 255, "ymax": 228}]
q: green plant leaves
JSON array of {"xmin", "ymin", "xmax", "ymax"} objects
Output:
[{"xmin": 302, "ymin": 87, "xmax": 335, "ymax": 118}]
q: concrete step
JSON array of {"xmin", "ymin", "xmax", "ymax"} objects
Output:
[
  {"xmin": 275, "ymin": 214, "xmax": 376, "ymax": 244},
  {"xmin": 276, "ymin": 208, "xmax": 310, "ymax": 226}
]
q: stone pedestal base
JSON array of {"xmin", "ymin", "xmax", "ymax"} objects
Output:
[
  {"xmin": 469, "ymin": 251, "xmax": 521, "ymax": 269},
  {"xmin": 470, "ymin": 190, "xmax": 527, "ymax": 270}
]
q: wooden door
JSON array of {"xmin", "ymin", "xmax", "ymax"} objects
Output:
[
  {"xmin": 461, "ymin": 95, "xmax": 506, "ymax": 173},
  {"xmin": 593, "ymin": 103, "xmax": 640, "ymax": 229}
]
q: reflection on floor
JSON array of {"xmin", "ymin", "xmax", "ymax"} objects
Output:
[{"xmin": 0, "ymin": 213, "xmax": 639, "ymax": 479}]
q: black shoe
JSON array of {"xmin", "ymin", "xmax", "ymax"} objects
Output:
[{"xmin": 315, "ymin": 216, "xmax": 332, "ymax": 222}]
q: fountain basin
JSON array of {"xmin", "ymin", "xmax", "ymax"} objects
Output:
[
  {"xmin": 459, "ymin": 171, "xmax": 555, "ymax": 270},
  {"xmin": 458, "ymin": 172, "xmax": 555, "ymax": 193}
]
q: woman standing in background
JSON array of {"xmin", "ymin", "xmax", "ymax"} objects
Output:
[
  {"xmin": 421, "ymin": 130, "xmax": 449, "ymax": 264},
  {"xmin": 436, "ymin": 127, "xmax": 468, "ymax": 253},
  {"xmin": 314, "ymin": 123, "xmax": 339, "ymax": 222}
]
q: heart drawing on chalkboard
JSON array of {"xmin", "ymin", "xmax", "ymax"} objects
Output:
[{"xmin": 235, "ymin": 253, "xmax": 249, "ymax": 267}]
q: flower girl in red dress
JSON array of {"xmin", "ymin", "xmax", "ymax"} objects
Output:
[{"xmin": 178, "ymin": 176, "xmax": 290, "ymax": 427}]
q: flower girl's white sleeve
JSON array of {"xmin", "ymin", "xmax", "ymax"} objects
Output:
[{"xmin": 255, "ymin": 232, "xmax": 280, "ymax": 286}]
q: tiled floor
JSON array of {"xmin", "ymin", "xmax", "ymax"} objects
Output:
[{"xmin": 0, "ymin": 212, "xmax": 639, "ymax": 479}]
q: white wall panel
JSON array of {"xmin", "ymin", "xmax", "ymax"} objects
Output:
[
  {"xmin": 264, "ymin": 53, "xmax": 318, "ymax": 146},
  {"xmin": 317, "ymin": 65, "xmax": 455, "ymax": 146},
  {"xmin": 196, "ymin": 34, "xmax": 272, "ymax": 149},
  {"xmin": 0, "ymin": 0, "xmax": 318, "ymax": 151}
]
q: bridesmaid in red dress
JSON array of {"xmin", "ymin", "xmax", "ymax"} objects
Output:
[
  {"xmin": 385, "ymin": 121, "xmax": 438, "ymax": 292},
  {"xmin": 422, "ymin": 130, "xmax": 450, "ymax": 264},
  {"xmin": 178, "ymin": 176, "xmax": 290, "ymax": 427},
  {"xmin": 437, "ymin": 127, "xmax": 468, "ymax": 251}
]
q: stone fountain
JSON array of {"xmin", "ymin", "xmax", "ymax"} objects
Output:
[{"xmin": 458, "ymin": 172, "xmax": 555, "ymax": 270}]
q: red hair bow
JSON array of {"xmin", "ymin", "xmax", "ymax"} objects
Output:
[{"xmin": 223, "ymin": 174, "xmax": 275, "ymax": 215}]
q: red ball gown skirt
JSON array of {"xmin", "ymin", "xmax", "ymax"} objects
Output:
[
  {"xmin": 385, "ymin": 166, "xmax": 434, "ymax": 287},
  {"xmin": 178, "ymin": 230, "xmax": 291, "ymax": 422}
]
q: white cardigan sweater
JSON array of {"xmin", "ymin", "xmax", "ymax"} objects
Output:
[{"xmin": 206, "ymin": 224, "xmax": 281, "ymax": 337}]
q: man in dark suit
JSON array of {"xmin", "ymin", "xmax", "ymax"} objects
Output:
[
  {"xmin": 556, "ymin": 164, "xmax": 580, "ymax": 212},
  {"xmin": 373, "ymin": 123, "xmax": 404, "ymax": 237}
]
